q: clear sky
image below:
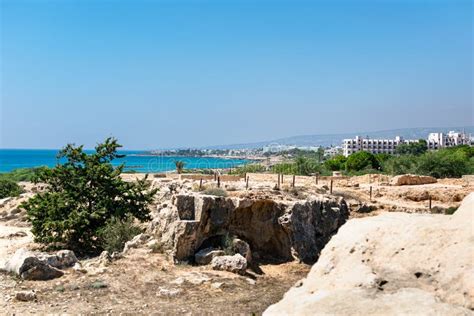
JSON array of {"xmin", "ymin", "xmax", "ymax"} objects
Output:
[{"xmin": 1, "ymin": 0, "xmax": 472, "ymax": 149}]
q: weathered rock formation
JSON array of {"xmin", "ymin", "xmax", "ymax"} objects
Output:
[
  {"xmin": 390, "ymin": 174, "xmax": 437, "ymax": 186},
  {"xmin": 195, "ymin": 248, "xmax": 225, "ymax": 265},
  {"xmin": 151, "ymin": 193, "xmax": 349, "ymax": 264},
  {"xmin": 264, "ymin": 193, "xmax": 474, "ymax": 315},
  {"xmin": 211, "ymin": 254, "xmax": 247, "ymax": 275},
  {"xmin": 4, "ymin": 248, "xmax": 77, "ymax": 280}
]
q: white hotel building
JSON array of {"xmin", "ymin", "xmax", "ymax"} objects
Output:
[
  {"xmin": 342, "ymin": 136, "xmax": 418, "ymax": 157},
  {"xmin": 427, "ymin": 131, "xmax": 471, "ymax": 150},
  {"xmin": 342, "ymin": 131, "xmax": 471, "ymax": 157}
]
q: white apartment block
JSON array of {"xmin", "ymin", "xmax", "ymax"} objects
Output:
[
  {"xmin": 427, "ymin": 131, "xmax": 471, "ymax": 150},
  {"xmin": 342, "ymin": 136, "xmax": 418, "ymax": 157}
]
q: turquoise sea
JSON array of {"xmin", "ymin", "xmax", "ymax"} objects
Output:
[{"xmin": 0, "ymin": 149, "xmax": 249, "ymax": 173}]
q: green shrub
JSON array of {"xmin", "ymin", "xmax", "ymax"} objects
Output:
[
  {"xmin": 324, "ymin": 155, "xmax": 347, "ymax": 171},
  {"xmin": 21, "ymin": 138, "xmax": 157, "ymax": 254},
  {"xmin": 0, "ymin": 167, "xmax": 47, "ymax": 182},
  {"xmin": 381, "ymin": 145, "xmax": 473, "ymax": 178},
  {"xmin": 444, "ymin": 206, "xmax": 458, "ymax": 215},
  {"xmin": 271, "ymin": 156, "xmax": 329, "ymax": 176},
  {"xmin": 98, "ymin": 215, "xmax": 143, "ymax": 253},
  {"xmin": 271, "ymin": 162, "xmax": 298, "ymax": 175},
  {"xmin": 232, "ymin": 163, "xmax": 265, "ymax": 176},
  {"xmin": 221, "ymin": 233, "xmax": 235, "ymax": 255},
  {"xmin": 346, "ymin": 151, "xmax": 380, "ymax": 172},
  {"xmin": 395, "ymin": 140, "xmax": 427, "ymax": 156},
  {"xmin": 381, "ymin": 155, "xmax": 418, "ymax": 175},
  {"xmin": 0, "ymin": 179, "xmax": 23, "ymax": 198},
  {"xmin": 416, "ymin": 150, "xmax": 468, "ymax": 178},
  {"xmin": 203, "ymin": 187, "xmax": 228, "ymax": 197}
]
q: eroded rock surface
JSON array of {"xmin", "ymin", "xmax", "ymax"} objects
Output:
[
  {"xmin": 390, "ymin": 174, "xmax": 437, "ymax": 186},
  {"xmin": 264, "ymin": 193, "xmax": 474, "ymax": 315},
  {"xmin": 211, "ymin": 254, "xmax": 247, "ymax": 275},
  {"xmin": 4, "ymin": 248, "xmax": 77, "ymax": 280},
  {"xmin": 151, "ymin": 193, "xmax": 349, "ymax": 264}
]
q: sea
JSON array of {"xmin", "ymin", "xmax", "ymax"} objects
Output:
[{"xmin": 0, "ymin": 149, "xmax": 250, "ymax": 173}]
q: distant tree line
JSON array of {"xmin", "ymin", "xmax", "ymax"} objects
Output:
[
  {"xmin": 264, "ymin": 144, "xmax": 473, "ymax": 178},
  {"xmin": 323, "ymin": 145, "xmax": 474, "ymax": 178}
]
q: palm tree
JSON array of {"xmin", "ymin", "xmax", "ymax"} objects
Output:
[{"xmin": 175, "ymin": 160, "xmax": 186, "ymax": 174}]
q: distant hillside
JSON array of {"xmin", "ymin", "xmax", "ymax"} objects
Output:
[{"xmin": 204, "ymin": 126, "xmax": 474, "ymax": 149}]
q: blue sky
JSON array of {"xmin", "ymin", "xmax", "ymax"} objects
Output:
[{"xmin": 1, "ymin": 0, "xmax": 472, "ymax": 149}]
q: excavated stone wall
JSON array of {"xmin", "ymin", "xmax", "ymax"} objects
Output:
[{"xmin": 151, "ymin": 193, "xmax": 349, "ymax": 263}]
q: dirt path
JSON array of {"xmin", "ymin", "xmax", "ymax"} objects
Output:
[{"xmin": 1, "ymin": 245, "xmax": 310, "ymax": 314}]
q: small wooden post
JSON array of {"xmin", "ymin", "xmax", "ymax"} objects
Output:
[
  {"xmin": 277, "ymin": 173, "xmax": 280, "ymax": 189},
  {"xmin": 281, "ymin": 173, "xmax": 283, "ymax": 184},
  {"xmin": 217, "ymin": 176, "xmax": 221, "ymax": 188},
  {"xmin": 330, "ymin": 179, "xmax": 333, "ymax": 194},
  {"xmin": 292, "ymin": 175, "xmax": 296, "ymax": 188},
  {"xmin": 244, "ymin": 173, "xmax": 247, "ymax": 181},
  {"xmin": 246, "ymin": 176, "xmax": 249, "ymax": 190},
  {"xmin": 316, "ymin": 173, "xmax": 319, "ymax": 185},
  {"xmin": 199, "ymin": 178, "xmax": 203, "ymax": 190},
  {"xmin": 214, "ymin": 172, "xmax": 217, "ymax": 181},
  {"xmin": 369, "ymin": 186, "xmax": 372, "ymax": 201},
  {"xmin": 429, "ymin": 195, "xmax": 432, "ymax": 210}
]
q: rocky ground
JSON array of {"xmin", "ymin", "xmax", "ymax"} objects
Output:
[
  {"xmin": 265, "ymin": 192, "xmax": 474, "ymax": 315},
  {"xmin": 0, "ymin": 173, "xmax": 472, "ymax": 314}
]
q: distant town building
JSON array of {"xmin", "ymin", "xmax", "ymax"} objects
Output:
[
  {"xmin": 342, "ymin": 130, "xmax": 472, "ymax": 157},
  {"xmin": 427, "ymin": 131, "xmax": 471, "ymax": 150},
  {"xmin": 262, "ymin": 144, "xmax": 296, "ymax": 153},
  {"xmin": 262, "ymin": 144, "xmax": 321, "ymax": 153},
  {"xmin": 342, "ymin": 136, "xmax": 418, "ymax": 157},
  {"xmin": 325, "ymin": 146, "xmax": 343, "ymax": 157}
]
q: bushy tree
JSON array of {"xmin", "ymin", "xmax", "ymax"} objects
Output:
[
  {"xmin": 0, "ymin": 179, "xmax": 23, "ymax": 198},
  {"xmin": 324, "ymin": 155, "xmax": 347, "ymax": 171},
  {"xmin": 346, "ymin": 151, "xmax": 380, "ymax": 172},
  {"xmin": 382, "ymin": 145, "xmax": 473, "ymax": 178},
  {"xmin": 395, "ymin": 140, "xmax": 427, "ymax": 156},
  {"xmin": 381, "ymin": 155, "xmax": 417, "ymax": 175},
  {"xmin": 416, "ymin": 149, "xmax": 468, "ymax": 178},
  {"xmin": 21, "ymin": 138, "xmax": 157, "ymax": 253}
]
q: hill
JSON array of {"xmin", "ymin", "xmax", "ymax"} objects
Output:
[{"xmin": 203, "ymin": 126, "xmax": 474, "ymax": 149}]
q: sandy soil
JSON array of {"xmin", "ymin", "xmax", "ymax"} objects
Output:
[{"xmin": 1, "ymin": 246, "xmax": 309, "ymax": 315}]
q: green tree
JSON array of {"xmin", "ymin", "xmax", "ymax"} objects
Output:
[
  {"xmin": 324, "ymin": 155, "xmax": 347, "ymax": 171},
  {"xmin": 382, "ymin": 155, "xmax": 417, "ymax": 175},
  {"xmin": 395, "ymin": 140, "xmax": 427, "ymax": 156},
  {"xmin": 416, "ymin": 149, "xmax": 468, "ymax": 178},
  {"xmin": 346, "ymin": 151, "xmax": 380, "ymax": 172},
  {"xmin": 21, "ymin": 138, "xmax": 157, "ymax": 254},
  {"xmin": 175, "ymin": 160, "xmax": 186, "ymax": 174}
]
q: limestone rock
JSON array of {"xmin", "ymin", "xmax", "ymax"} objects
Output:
[
  {"xmin": 153, "ymin": 193, "xmax": 348, "ymax": 263},
  {"xmin": 15, "ymin": 290, "xmax": 37, "ymax": 302},
  {"xmin": 157, "ymin": 287, "xmax": 181, "ymax": 297},
  {"xmin": 211, "ymin": 254, "xmax": 247, "ymax": 275},
  {"xmin": 194, "ymin": 248, "xmax": 225, "ymax": 265},
  {"xmin": 4, "ymin": 248, "xmax": 72, "ymax": 280},
  {"xmin": 123, "ymin": 233, "xmax": 149, "ymax": 253},
  {"xmin": 36, "ymin": 250, "xmax": 78, "ymax": 269},
  {"xmin": 232, "ymin": 238, "xmax": 252, "ymax": 263},
  {"xmin": 390, "ymin": 174, "xmax": 437, "ymax": 186},
  {"xmin": 264, "ymin": 193, "xmax": 474, "ymax": 315}
]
